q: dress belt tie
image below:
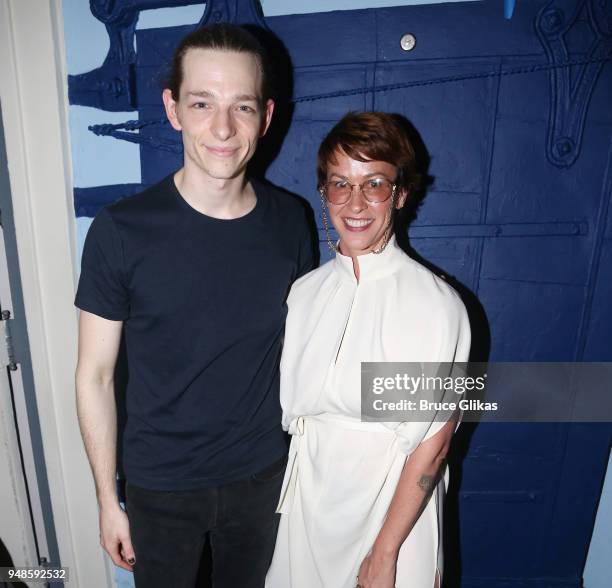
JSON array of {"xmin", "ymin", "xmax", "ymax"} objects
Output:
[
  {"xmin": 276, "ymin": 416, "xmax": 305, "ymax": 514},
  {"xmin": 275, "ymin": 415, "xmax": 393, "ymax": 514}
]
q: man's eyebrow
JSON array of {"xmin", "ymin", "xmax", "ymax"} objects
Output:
[
  {"xmin": 187, "ymin": 90, "xmax": 215, "ymax": 98},
  {"xmin": 234, "ymin": 94, "xmax": 259, "ymax": 102},
  {"xmin": 185, "ymin": 91, "xmax": 259, "ymax": 102}
]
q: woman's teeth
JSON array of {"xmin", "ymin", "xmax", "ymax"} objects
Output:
[{"xmin": 344, "ymin": 218, "xmax": 373, "ymax": 228}]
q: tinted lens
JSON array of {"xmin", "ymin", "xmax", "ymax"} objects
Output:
[
  {"xmin": 362, "ymin": 181, "xmax": 392, "ymax": 202},
  {"xmin": 326, "ymin": 184, "xmax": 351, "ymax": 204},
  {"xmin": 323, "ymin": 180, "xmax": 394, "ymax": 204}
]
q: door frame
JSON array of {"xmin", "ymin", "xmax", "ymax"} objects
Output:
[
  {"xmin": 0, "ymin": 1, "xmax": 113, "ymax": 586},
  {"xmin": 0, "ymin": 222, "xmax": 39, "ymax": 570}
]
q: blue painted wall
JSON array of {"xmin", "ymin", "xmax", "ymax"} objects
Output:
[
  {"xmin": 63, "ymin": 0, "xmax": 478, "ymax": 261},
  {"xmin": 62, "ymin": 1, "xmax": 612, "ymax": 587}
]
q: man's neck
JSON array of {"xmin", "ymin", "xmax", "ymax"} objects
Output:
[{"xmin": 173, "ymin": 167, "xmax": 256, "ymax": 220}]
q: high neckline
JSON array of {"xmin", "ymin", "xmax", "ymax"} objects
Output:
[{"xmin": 334, "ymin": 235, "xmax": 407, "ymax": 283}]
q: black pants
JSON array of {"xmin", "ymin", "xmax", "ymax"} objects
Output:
[{"xmin": 125, "ymin": 454, "xmax": 287, "ymax": 588}]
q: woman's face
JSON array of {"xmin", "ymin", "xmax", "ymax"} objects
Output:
[{"xmin": 324, "ymin": 150, "xmax": 406, "ymax": 257}]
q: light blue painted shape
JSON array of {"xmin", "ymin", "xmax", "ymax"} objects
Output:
[
  {"xmin": 138, "ymin": 4, "xmax": 206, "ymax": 29},
  {"xmin": 584, "ymin": 451, "xmax": 612, "ymax": 588},
  {"xmin": 62, "ymin": 0, "xmax": 109, "ymax": 76},
  {"xmin": 504, "ymin": 0, "xmax": 516, "ymax": 19},
  {"xmin": 75, "ymin": 217, "xmax": 93, "ymax": 268},
  {"xmin": 261, "ymin": 0, "xmax": 481, "ymax": 16},
  {"xmin": 69, "ymin": 106, "xmax": 141, "ymax": 189}
]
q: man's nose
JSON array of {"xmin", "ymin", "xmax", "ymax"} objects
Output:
[{"xmin": 211, "ymin": 107, "xmax": 236, "ymax": 141}]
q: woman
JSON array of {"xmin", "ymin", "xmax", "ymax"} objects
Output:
[{"xmin": 266, "ymin": 112, "xmax": 471, "ymax": 588}]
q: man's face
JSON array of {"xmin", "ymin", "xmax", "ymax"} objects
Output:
[{"xmin": 163, "ymin": 48, "xmax": 274, "ymax": 181}]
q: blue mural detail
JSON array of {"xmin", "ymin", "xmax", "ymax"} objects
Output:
[
  {"xmin": 88, "ymin": 118, "xmax": 181, "ymax": 153},
  {"xmin": 194, "ymin": 0, "xmax": 267, "ymax": 28},
  {"xmin": 536, "ymin": 0, "xmax": 612, "ymax": 167},
  {"xmin": 74, "ymin": 184, "xmax": 144, "ymax": 217},
  {"xmin": 68, "ymin": 1, "xmax": 267, "ymax": 110},
  {"xmin": 84, "ymin": 52, "xmax": 611, "ymax": 165}
]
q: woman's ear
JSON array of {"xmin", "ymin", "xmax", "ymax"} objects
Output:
[{"xmin": 395, "ymin": 188, "xmax": 409, "ymax": 210}]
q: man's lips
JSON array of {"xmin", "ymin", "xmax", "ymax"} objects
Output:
[
  {"xmin": 342, "ymin": 218, "xmax": 374, "ymax": 232},
  {"xmin": 205, "ymin": 146, "xmax": 239, "ymax": 157}
]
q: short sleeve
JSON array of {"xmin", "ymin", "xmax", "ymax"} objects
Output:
[
  {"xmin": 75, "ymin": 208, "xmax": 130, "ymax": 321},
  {"xmin": 385, "ymin": 294, "xmax": 472, "ymax": 454},
  {"xmin": 420, "ymin": 297, "xmax": 472, "ymax": 444}
]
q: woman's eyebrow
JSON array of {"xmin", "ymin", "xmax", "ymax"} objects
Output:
[{"xmin": 328, "ymin": 171, "xmax": 391, "ymax": 179}]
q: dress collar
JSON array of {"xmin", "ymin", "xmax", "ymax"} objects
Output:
[{"xmin": 334, "ymin": 235, "xmax": 406, "ymax": 283}]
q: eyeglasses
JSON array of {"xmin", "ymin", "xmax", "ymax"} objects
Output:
[{"xmin": 320, "ymin": 178, "xmax": 396, "ymax": 205}]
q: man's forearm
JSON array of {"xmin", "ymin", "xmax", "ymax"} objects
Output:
[{"xmin": 76, "ymin": 373, "xmax": 119, "ymax": 508}]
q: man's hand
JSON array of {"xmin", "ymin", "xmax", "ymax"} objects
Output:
[
  {"xmin": 99, "ymin": 503, "xmax": 136, "ymax": 571},
  {"xmin": 356, "ymin": 549, "xmax": 397, "ymax": 588}
]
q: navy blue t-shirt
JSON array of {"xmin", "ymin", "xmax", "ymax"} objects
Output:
[{"xmin": 75, "ymin": 175, "xmax": 316, "ymax": 490}]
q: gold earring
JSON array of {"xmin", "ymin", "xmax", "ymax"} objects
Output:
[{"xmin": 371, "ymin": 191, "xmax": 396, "ymax": 254}]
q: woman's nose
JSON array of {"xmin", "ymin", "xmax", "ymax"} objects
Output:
[{"xmin": 347, "ymin": 185, "xmax": 368, "ymax": 212}]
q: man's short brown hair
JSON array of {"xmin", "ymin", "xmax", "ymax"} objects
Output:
[{"xmin": 166, "ymin": 23, "xmax": 273, "ymax": 103}]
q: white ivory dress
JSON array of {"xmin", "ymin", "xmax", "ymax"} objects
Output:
[{"xmin": 266, "ymin": 236, "xmax": 471, "ymax": 588}]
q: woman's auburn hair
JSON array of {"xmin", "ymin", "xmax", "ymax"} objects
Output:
[{"xmin": 317, "ymin": 111, "xmax": 421, "ymax": 198}]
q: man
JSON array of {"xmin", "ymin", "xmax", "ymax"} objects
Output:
[{"xmin": 75, "ymin": 24, "xmax": 316, "ymax": 588}]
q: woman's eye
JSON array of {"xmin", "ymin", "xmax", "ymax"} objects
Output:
[
  {"xmin": 333, "ymin": 181, "xmax": 348, "ymax": 189},
  {"xmin": 368, "ymin": 179, "xmax": 385, "ymax": 189}
]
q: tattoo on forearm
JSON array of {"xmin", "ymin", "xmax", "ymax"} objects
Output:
[{"xmin": 417, "ymin": 474, "xmax": 435, "ymax": 493}]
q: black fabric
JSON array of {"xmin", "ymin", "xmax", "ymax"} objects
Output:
[
  {"xmin": 76, "ymin": 175, "xmax": 315, "ymax": 490},
  {"xmin": 125, "ymin": 454, "xmax": 287, "ymax": 588}
]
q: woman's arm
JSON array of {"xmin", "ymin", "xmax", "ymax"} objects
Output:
[{"xmin": 357, "ymin": 412, "xmax": 458, "ymax": 588}]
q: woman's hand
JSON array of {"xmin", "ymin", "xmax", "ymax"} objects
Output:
[{"xmin": 356, "ymin": 548, "xmax": 397, "ymax": 588}]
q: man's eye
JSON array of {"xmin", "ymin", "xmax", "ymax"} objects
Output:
[
  {"xmin": 193, "ymin": 102, "xmax": 209, "ymax": 109},
  {"xmin": 238, "ymin": 105, "xmax": 255, "ymax": 113}
]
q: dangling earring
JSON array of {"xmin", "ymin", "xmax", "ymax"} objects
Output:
[
  {"xmin": 371, "ymin": 188, "xmax": 397, "ymax": 255},
  {"xmin": 320, "ymin": 190, "xmax": 339, "ymax": 253}
]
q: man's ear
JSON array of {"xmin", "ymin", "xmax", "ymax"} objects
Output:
[
  {"xmin": 260, "ymin": 99, "xmax": 275, "ymax": 137},
  {"xmin": 162, "ymin": 88, "xmax": 182, "ymax": 132}
]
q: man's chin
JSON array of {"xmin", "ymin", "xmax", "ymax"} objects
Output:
[{"xmin": 200, "ymin": 164, "xmax": 245, "ymax": 182}]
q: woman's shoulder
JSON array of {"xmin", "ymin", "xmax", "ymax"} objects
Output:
[
  {"xmin": 398, "ymin": 253, "xmax": 466, "ymax": 315},
  {"xmin": 288, "ymin": 258, "xmax": 336, "ymax": 300}
]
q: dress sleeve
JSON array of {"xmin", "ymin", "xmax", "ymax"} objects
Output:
[
  {"xmin": 388, "ymin": 294, "xmax": 471, "ymax": 454},
  {"xmin": 420, "ymin": 296, "xmax": 471, "ymax": 444},
  {"xmin": 74, "ymin": 208, "xmax": 130, "ymax": 321}
]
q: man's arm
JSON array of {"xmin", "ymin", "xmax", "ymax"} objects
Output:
[
  {"xmin": 75, "ymin": 310, "xmax": 135, "ymax": 571},
  {"xmin": 357, "ymin": 414, "xmax": 457, "ymax": 588}
]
